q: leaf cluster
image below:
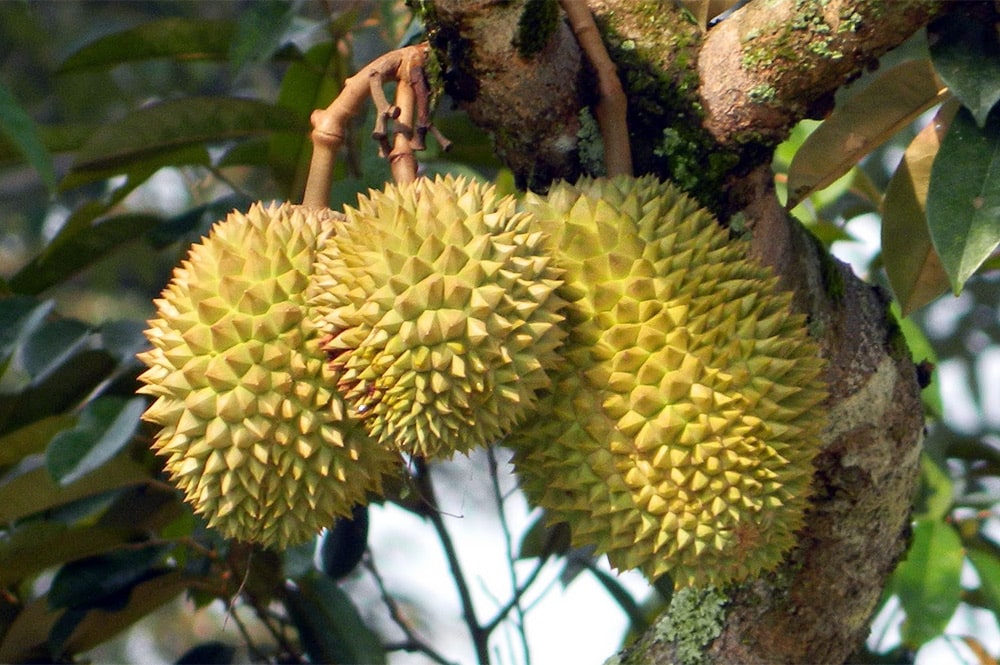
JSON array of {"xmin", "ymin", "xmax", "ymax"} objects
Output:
[{"xmin": 778, "ymin": 9, "xmax": 1000, "ymax": 315}]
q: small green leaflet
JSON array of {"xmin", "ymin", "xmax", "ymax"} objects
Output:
[{"xmin": 891, "ymin": 518, "xmax": 963, "ymax": 649}]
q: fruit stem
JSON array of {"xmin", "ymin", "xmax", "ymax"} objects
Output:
[
  {"xmin": 558, "ymin": 0, "xmax": 633, "ymax": 177},
  {"xmin": 302, "ymin": 43, "xmax": 435, "ymax": 208}
]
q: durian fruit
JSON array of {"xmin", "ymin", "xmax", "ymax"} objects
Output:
[
  {"xmin": 508, "ymin": 176, "xmax": 827, "ymax": 587},
  {"xmin": 309, "ymin": 175, "xmax": 566, "ymax": 459},
  {"xmin": 138, "ymin": 202, "xmax": 399, "ymax": 549}
]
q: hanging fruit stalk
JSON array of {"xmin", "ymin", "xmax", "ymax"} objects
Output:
[
  {"xmin": 558, "ymin": 0, "xmax": 632, "ymax": 176},
  {"xmin": 302, "ymin": 44, "xmax": 439, "ymax": 207}
]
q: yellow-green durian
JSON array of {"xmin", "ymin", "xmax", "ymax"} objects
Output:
[
  {"xmin": 137, "ymin": 202, "xmax": 399, "ymax": 549},
  {"xmin": 508, "ymin": 176, "xmax": 827, "ymax": 587},
  {"xmin": 309, "ymin": 175, "xmax": 566, "ymax": 459}
]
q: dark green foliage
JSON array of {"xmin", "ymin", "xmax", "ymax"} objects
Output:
[
  {"xmin": 284, "ymin": 572, "xmax": 387, "ymax": 665},
  {"xmin": 319, "ymin": 505, "xmax": 370, "ymax": 581}
]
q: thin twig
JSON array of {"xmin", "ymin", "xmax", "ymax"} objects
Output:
[
  {"xmin": 412, "ymin": 457, "xmax": 491, "ymax": 665},
  {"xmin": 364, "ymin": 553, "xmax": 457, "ymax": 665},
  {"xmin": 484, "ymin": 447, "xmax": 530, "ymax": 664},
  {"xmin": 481, "ymin": 557, "xmax": 548, "ymax": 636},
  {"xmin": 226, "ymin": 602, "xmax": 285, "ymax": 663},
  {"xmin": 558, "ymin": 0, "xmax": 633, "ymax": 176}
]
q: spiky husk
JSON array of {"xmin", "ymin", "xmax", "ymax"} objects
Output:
[
  {"xmin": 137, "ymin": 202, "xmax": 399, "ymax": 549},
  {"xmin": 309, "ymin": 176, "xmax": 566, "ymax": 459},
  {"xmin": 508, "ymin": 176, "xmax": 827, "ymax": 587}
]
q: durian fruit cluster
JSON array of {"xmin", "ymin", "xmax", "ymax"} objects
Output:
[{"xmin": 137, "ymin": 175, "xmax": 826, "ymax": 587}]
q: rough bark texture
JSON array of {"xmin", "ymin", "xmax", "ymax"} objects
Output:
[
  {"xmin": 425, "ymin": 0, "xmax": 586, "ymax": 189},
  {"xmin": 698, "ymin": 0, "xmax": 944, "ymax": 147},
  {"xmin": 421, "ymin": 0, "xmax": 948, "ymax": 663}
]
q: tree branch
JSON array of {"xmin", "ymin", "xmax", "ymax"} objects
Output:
[{"xmin": 697, "ymin": 0, "xmax": 947, "ymax": 148}]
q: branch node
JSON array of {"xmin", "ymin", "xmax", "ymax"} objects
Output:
[{"xmin": 302, "ymin": 43, "xmax": 434, "ymax": 208}]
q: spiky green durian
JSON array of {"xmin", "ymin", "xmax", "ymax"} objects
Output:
[
  {"xmin": 137, "ymin": 202, "xmax": 399, "ymax": 549},
  {"xmin": 309, "ymin": 176, "xmax": 566, "ymax": 459},
  {"xmin": 508, "ymin": 176, "xmax": 827, "ymax": 588}
]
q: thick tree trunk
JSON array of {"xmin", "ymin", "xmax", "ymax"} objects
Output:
[{"xmin": 420, "ymin": 1, "xmax": 946, "ymax": 662}]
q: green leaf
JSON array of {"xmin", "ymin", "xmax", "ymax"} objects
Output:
[
  {"xmin": 48, "ymin": 546, "xmax": 168, "ymax": 610},
  {"xmin": 929, "ymin": 13, "xmax": 1000, "ymax": 128},
  {"xmin": 0, "ymin": 348, "xmax": 117, "ymax": 436},
  {"xmin": 9, "ymin": 213, "xmax": 163, "ymax": 295},
  {"xmin": 0, "ymin": 314, "xmax": 93, "ymax": 394},
  {"xmin": 787, "ymin": 59, "xmax": 949, "ymax": 209},
  {"xmin": 0, "ymin": 123, "xmax": 93, "ymax": 168},
  {"xmin": 0, "ymin": 522, "xmax": 133, "ymax": 587},
  {"xmin": 0, "ymin": 296, "xmax": 54, "ymax": 369},
  {"xmin": 0, "ymin": 571, "xmax": 190, "ymax": 663},
  {"xmin": 967, "ymin": 550, "xmax": 1000, "ymax": 617},
  {"xmin": 892, "ymin": 518, "xmax": 963, "ymax": 648},
  {"xmin": 59, "ymin": 145, "xmax": 211, "ymax": 192},
  {"xmin": 517, "ymin": 512, "xmax": 571, "ymax": 559},
  {"xmin": 285, "ymin": 571, "xmax": 386, "ymax": 665},
  {"xmin": 22, "ymin": 319, "xmax": 92, "ymax": 381},
  {"xmin": 882, "ymin": 101, "xmax": 958, "ymax": 315},
  {"xmin": 58, "ymin": 18, "xmax": 237, "ymax": 72},
  {"xmin": 65, "ymin": 571, "xmax": 191, "ymax": 654},
  {"xmin": 0, "ymin": 486, "xmax": 182, "ymax": 587},
  {"xmin": 927, "ymin": 105, "xmax": 1000, "ymax": 293},
  {"xmin": 887, "ymin": 302, "xmax": 942, "ymax": 418},
  {"xmin": 0, "ymin": 453, "xmax": 149, "ymax": 523},
  {"xmin": 230, "ymin": 0, "xmax": 297, "ymax": 72},
  {"xmin": 71, "ymin": 97, "xmax": 307, "ymax": 173},
  {"xmin": 46, "ymin": 397, "xmax": 146, "ymax": 486},
  {"xmin": 0, "ymin": 80, "xmax": 56, "ymax": 191},
  {"xmin": 99, "ymin": 320, "xmax": 150, "ymax": 367},
  {"xmin": 0, "ymin": 414, "xmax": 76, "ymax": 466}
]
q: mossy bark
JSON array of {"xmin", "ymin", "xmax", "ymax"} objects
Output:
[{"xmin": 422, "ymin": 1, "xmax": 948, "ymax": 663}]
